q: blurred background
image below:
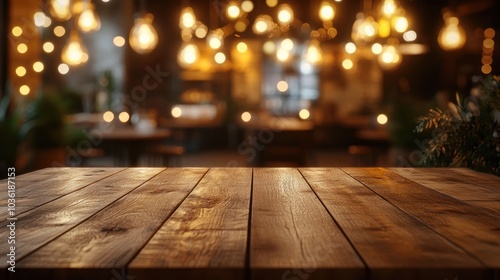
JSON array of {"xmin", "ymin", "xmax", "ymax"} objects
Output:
[{"xmin": 1, "ymin": 0, "xmax": 499, "ymax": 173}]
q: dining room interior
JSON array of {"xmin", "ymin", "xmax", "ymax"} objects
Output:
[{"xmin": 1, "ymin": 0, "xmax": 499, "ymax": 175}]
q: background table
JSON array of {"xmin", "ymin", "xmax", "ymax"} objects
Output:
[
  {"xmin": 91, "ymin": 127, "xmax": 171, "ymax": 166},
  {"xmin": 1, "ymin": 167, "xmax": 499, "ymax": 280}
]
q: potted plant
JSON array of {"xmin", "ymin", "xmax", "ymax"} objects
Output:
[
  {"xmin": 0, "ymin": 93, "xmax": 25, "ymax": 174},
  {"xmin": 24, "ymin": 93, "xmax": 68, "ymax": 170},
  {"xmin": 415, "ymin": 75, "xmax": 500, "ymax": 175}
]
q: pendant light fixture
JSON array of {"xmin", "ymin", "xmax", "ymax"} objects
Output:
[
  {"xmin": 129, "ymin": 0, "xmax": 159, "ymax": 54},
  {"xmin": 61, "ymin": 29, "xmax": 89, "ymax": 66}
]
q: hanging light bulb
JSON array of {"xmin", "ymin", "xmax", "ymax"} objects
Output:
[
  {"xmin": 378, "ymin": 44, "xmax": 402, "ymax": 70},
  {"xmin": 277, "ymin": 4, "xmax": 294, "ymax": 25},
  {"xmin": 392, "ymin": 15, "xmax": 408, "ymax": 33},
  {"xmin": 380, "ymin": 0, "xmax": 397, "ymax": 18},
  {"xmin": 319, "ymin": 1, "xmax": 335, "ymax": 22},
  {"xmin": 304, "ymin": 40, "xmax": 323, "ymax": 65},
  {"xmin": 351, "ymin": 13, "xmax": 378, "ymax": 44},
  {"xmin": 77, "ymin": 2, "xmax": 101, "ymax": 33},
  {"xmin": 179, "ymin": 7, "xmax": 196, "ymax": 29},
  {"xmin": 49, "ymin": 0, "xmax": 72, "ymax": 21},
  {"xmin": 177, "ymin": 43, "xmax": 199, "ymax": 67},
  {"xmin": 207, "ymin": 29, "xmax": 224, "ymax": 49},
  {"xmin": 226, "ymin": 1, "xmax": 241, "ymax": 19},
  {"xmin": 438, "ymin": 15, "xmax": 466, "ymax": 51},
  {"xmin": 253, "ymin": 15, "xmax": 273, "ymax": 34},
  {"xmin": 61, "ymin": 30, "xmax": 88, "ymax": 66},
  {"xmin": 129, "ymin": 13, "xmax": 159, "ymax": 54}
]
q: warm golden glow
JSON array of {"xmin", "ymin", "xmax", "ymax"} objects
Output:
[
  {"xmin": 253, "ymin": 15, "xmax": 273, "ymax": 34},
  {"xmin": 235, "ymin": 21, "xmax": 247, "ymax": 32},
  {"xmin": 113, "ymin": 36, "xmax": 125, "ymax": 47},
  {"xmin": 481, "ymin": 64, "xmax": 492, "ymax": 74},
  {"xmin": 237, "ymin": 42, "xmax": 248, "ymax": 53},
  {"xmin": 438, "ymin": 16, "xmax": 466, "ymax": 51},
  {"xmin": 42, "ymin": 17, "xmax": 52, "ymax": 28},
  {"xmin": 266, "ymin": 0, "xmax": 278, "ymax": 8},
  {"xmin": 351, "ymin": 14, "xmax": 378, "ymax": 44},
  {"xmin": 481, "ymin": 56, "xmax": 492, "ymax": 65},
  {"xmin": 378, "ymin": 18, "xmax": 391, "ymax": 38},
  {"xmin": 227, "ymin": 2, "xmax": 241, "ymax": 19},
  {"xmin": 403, "ymin": 30, "xmax": 417, "ymax": 41},
  {"xmin": 393, "ymin": 16, "xmax": 408, "ymax": 33},
  {"xmin": 378, "ymin": 45, "xmax": 402, "ymax": 70},
  {"xmin": 61, "ymin": 31, "xmax": 88, "ymax": 66},
  {"xmin": 377, "ymin": 114, "xmax": 388, "ymax": 125},
  {"xmin": 381, "ymin": 0, "xmax": 397, "ymax": 17},
  {"xmin": 58, "ymin": 63, "xmax": 69, "ymax": 74},
  {"xmin": 43, "ymin": 42, "xmax": 55, "ymax": 53},
  {"xmin": 171, "ymin": 107, "xmax": 182, "ymax": 118},
  {"xmin": 17, "ymin": 43, "xmax": 28, "ymax": 54},
  {"xmin": 305, "ymin": 41, "xmax": 323, "ymax": 64},
  {"xmin": 129, "ymin": 14, "xmax": 159, "ymax": 54},
  {"xmin": 277, "ymin": 81, "xmax": 289, "ymax": 92},
  {"xmin": 342, "ymin": 59, "xmax": 354, "ymax": 70},
  {"xmin": 214, "ymin": 52, "xmax": 226, "ymax": 64},
  {"xmin": 49, "ymin": 0, "xmax": 72, "ymax": 21},
  {"xmin": 319, "ymin": 2, "xmax": 335, "ymax": 22},
  {"xmin": 33, "ymin": 61, "xmax": 44, "ymax": 72},
  {"xmin": 103, "ymin": 111, "xmax": 114, "ymax": 123},
  {"xmin": 483, "ymin": 39, "xmax": 494, "ymax": 49},
  {"xmin": 77, "ymin": 4, "xmax": 101, "ymax": 32},
  {"xmin": 19, "ymin": 85, "xmax": 30, "ymax": 96},
  {"xmin": 195, "ymin": 25, "xmax": 208, "ymax": 38},
  {"xmin": 119, "ymin": 112, "xmax": 130, "ymax": 123},
  {"xmin": 277, "ymin": 4, "xmax": 294, "ymax": 24},
  {"xmin": 15, "ymin": 66, "xmax": 26, "ymax": 77},
  {"xmin": 54, "ymin": 26, "xmax": 66, "ymax": 37},
  {"xmin": 345, "ymin": 42, "xmax": 356, "ymax": 54},
  {"xmin": 12, "ymin": 26, "xmax": 22, "ymax": 37},
  {"xmin": 180, "ymin": 7, "xmax": 196, "ymax": 29},
  {"xmin": 484, "ymin": 28, "xmax": 495, "ymax": 39},
  {"xmin": 208, "ymin": 30, "xmax": 224, "ymax": 49},
  {"xmin": 371, "ymin": 43, "xmax": 383, "ymax": 54},
  {"xmin": 178, "ymin": 44, "xmax": 199, "ymax": 67},
  {"xmin": 299, "ymin": 109, "xmax": 310, "ymax": 120},
  {"xmin": 263, "ymin": 41, "xmax": 276, "ymax": 55},
  {"xmin": 276, "ymin": 49, "xmax": 290, "ymax": 62},
  {"xmin": 34, "ymin": 12, "xmax": 47, "ymax": 27},
  {"xmin": 242, "ymin": 1, "xmax": 254, "ymax": 12},
  {"xmin": 281, "ymin": 38, "xmax": 294, "ymax": 51},
  {"xmin": 241, "ymin": 112, "xmax": 252, "ymax": 122}
]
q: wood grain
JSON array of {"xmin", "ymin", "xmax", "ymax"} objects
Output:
[
  {"xmin": 301, "ymin": 168, "xmax": 488, "ymax": 280},
  {"xmin": 0, "ymin": 168, "xmax": 124, "ymax": 220},
  {"xmin": 0, "ymin": 168, "xmax": 164, "ymax": 268},
  {"xmin": 250, "ymin": 168, "xmax": 365, "ymax": 280},
  {"xmin": 17, "ymin": 168, "xmax": 208, "ymax": 278},
  {"xmin": 389, "ymin": 168, "xmax": 500, "ymax": 201},
  {"xmin": 343, "ymin": 167, "xmax": 500, "ymax": 269},
  {"xmin": 129, "ymin": 168, "xmax": 252, "ymax": 280}
]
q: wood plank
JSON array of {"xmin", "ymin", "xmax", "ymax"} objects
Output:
[
  {"xmin": 300, "ymin": 168, "xmax": 489, "ymax": 280},
  {"xmin": 16, "ymin": 168, "xmax": 208, "ymax": 280},
  {"xmin": 250, "ymin": 168, "xmax": 365, "ymax": 280},
  {"xmin": 447, "ymin": 168, "xmax": 500, "ymax": 189},
  {"xmin": 467, "ymin": 200, "xmax": 500, "ymax": 216},
  {"xmin": 389, "ymin": 168, "xmax": 500, "ymax": 201},
  {"xmin": 0, "ymin": 168, "xmax": 164, "ymax": 269},
  {"xmin": 129, "ymin": 168, "xmax": 252, "ymax": 280},
  {"xmin": 343, "ymin": 167, "xmax": 500, "ymax": 269},
  {"xmin": 0, "ymin": 168, "xmax": 124, "ymax": 220}
]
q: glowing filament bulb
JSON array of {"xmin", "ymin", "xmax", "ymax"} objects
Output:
[{"xmin": 129, "ymin": 14, "xmax": 159, "ymax": 54}]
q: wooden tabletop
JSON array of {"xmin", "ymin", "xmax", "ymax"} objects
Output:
[{"xmin": 1, "ymin": 167, "xmax": 499, "ymax": 280}]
